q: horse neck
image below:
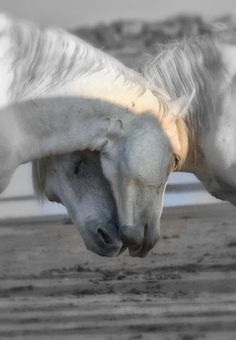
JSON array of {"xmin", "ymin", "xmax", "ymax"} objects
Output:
[
  {"xmin": 2, "ymin": 97, "xmax": 129, "ymax": 165},
  {"xmin": 4, "ymin": 83, "xmax": 166, "ymax": 165},
  {"xmin": 142, "ymin": 35, "xmax": 227, "ymax": 173}
]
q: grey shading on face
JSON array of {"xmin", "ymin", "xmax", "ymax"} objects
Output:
[{"xmin": 34, "ymin": 151, "xmax": 124, "ymax": 257}]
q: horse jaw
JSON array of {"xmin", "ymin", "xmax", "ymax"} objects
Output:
[{"xmin": 116, "ymin": 183, "xmax": 165, "ymax": 257}]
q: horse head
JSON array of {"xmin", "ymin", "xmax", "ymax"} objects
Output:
[
  {"xmin": 100, "ymin": 112, "xmax": 184, "ymax": 257},
  {"xmin": 32, "ymin": 151, "xmax": 124, "ymax": 257}
]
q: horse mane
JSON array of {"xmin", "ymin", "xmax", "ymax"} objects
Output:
[
  {"xmin": 0, "ymin": 12, "xmax": 165, "ymax": 102},
  {"xmin": 141, "ymin": 34, "xmax": 227, "ymax": 135},
  {"xmin": 6, "ymin": 17, "xmax": 136, "ymax": 100},
  {"xmin": 0, "ymin": 12, "xmax": 173, "ymax": 112},
  {"xmin": 32, "ymin": 158, "xmax": 52, "ymax": 198}
]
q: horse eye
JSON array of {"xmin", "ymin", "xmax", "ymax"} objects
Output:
[{"xmin": 74, "ymin": 160, "xmax": 83, "ymax": 175}]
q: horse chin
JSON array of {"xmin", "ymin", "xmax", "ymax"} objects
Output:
[
  {"xmin": 128, "ymin": 242, "xmax": 145, "ymax": 257},
  {"xmin": 128, "ymin": 239, "xmax": 152, "ymax": 258},
  {"xmin": 122, "ymin": 221, "xmax": 161, "ymax": 258}
]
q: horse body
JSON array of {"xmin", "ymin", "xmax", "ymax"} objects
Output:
[{"xmin": 0, "ymin": 13, "xmax": 178, "ymax": 257}]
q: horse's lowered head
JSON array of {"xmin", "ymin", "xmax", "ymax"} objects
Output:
[
  {"xmin": 100, "ymin": 104, "xmax": 188, "ymax": 257},
  {"xmin": 32, "ymin": 151, "xmax": 124, "ymax": 257}
]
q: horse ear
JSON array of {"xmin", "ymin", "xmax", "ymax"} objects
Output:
[
  {"xmin": 169, "ymin": 91, "xmax": 194, "ymax": 117},
  {"xmin": 100, "ymin": 118, "xmax": 124, "ymax": 152},
  {"xmin": 107, "ymin": 118, "xmax": 124, "ymax": 138}
]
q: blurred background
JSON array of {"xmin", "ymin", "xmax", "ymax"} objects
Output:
[
  {"xmin": 0, "ymin": 0, "xmax": 234, "ymax": 219},
  {"xmin": 0, "ymin": 0, "xmax": 235, "ymax": 28}
]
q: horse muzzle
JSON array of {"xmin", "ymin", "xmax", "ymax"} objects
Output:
[
  {"xmin": 80, "ymin": 221, "xmax": 125, "ymax": 257},
  {"xmin": 119, "ymin": 223, "xmax": 160, "ymax": 257}
]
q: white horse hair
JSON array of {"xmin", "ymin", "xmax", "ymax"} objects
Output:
[
  {"xmin": 0, "ymin": 13, "xmax": 182, "ymax": 257},
  {"xmin": 3, "ymin": 14, "xmax": 148, "ymax": 103}
]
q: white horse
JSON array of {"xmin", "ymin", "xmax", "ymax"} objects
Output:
[
  {"xmin": 37, "ymin": 31, "xmax": 236, "ymax": 257},
  {"xmin": 0, "ymin": 13, "xmax": 183, "ymax": 257}
]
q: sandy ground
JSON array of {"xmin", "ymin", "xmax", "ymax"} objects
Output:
[{"xmin": 0, "ymin": 203, "xmax": 235, "ymax": 339}]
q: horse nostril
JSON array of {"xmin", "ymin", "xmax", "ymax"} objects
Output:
[{"xmin": 97, "ymin": 228, "xmax": 112, "ymax": 245}]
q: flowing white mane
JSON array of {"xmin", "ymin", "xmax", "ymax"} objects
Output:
[
  {"xmin": 141, "ymin": 34, "xmax": 227, "ymax": 133},
  {"xmin": 0, "ymin": 13, "xmax": 164, "ymax": 102}
]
